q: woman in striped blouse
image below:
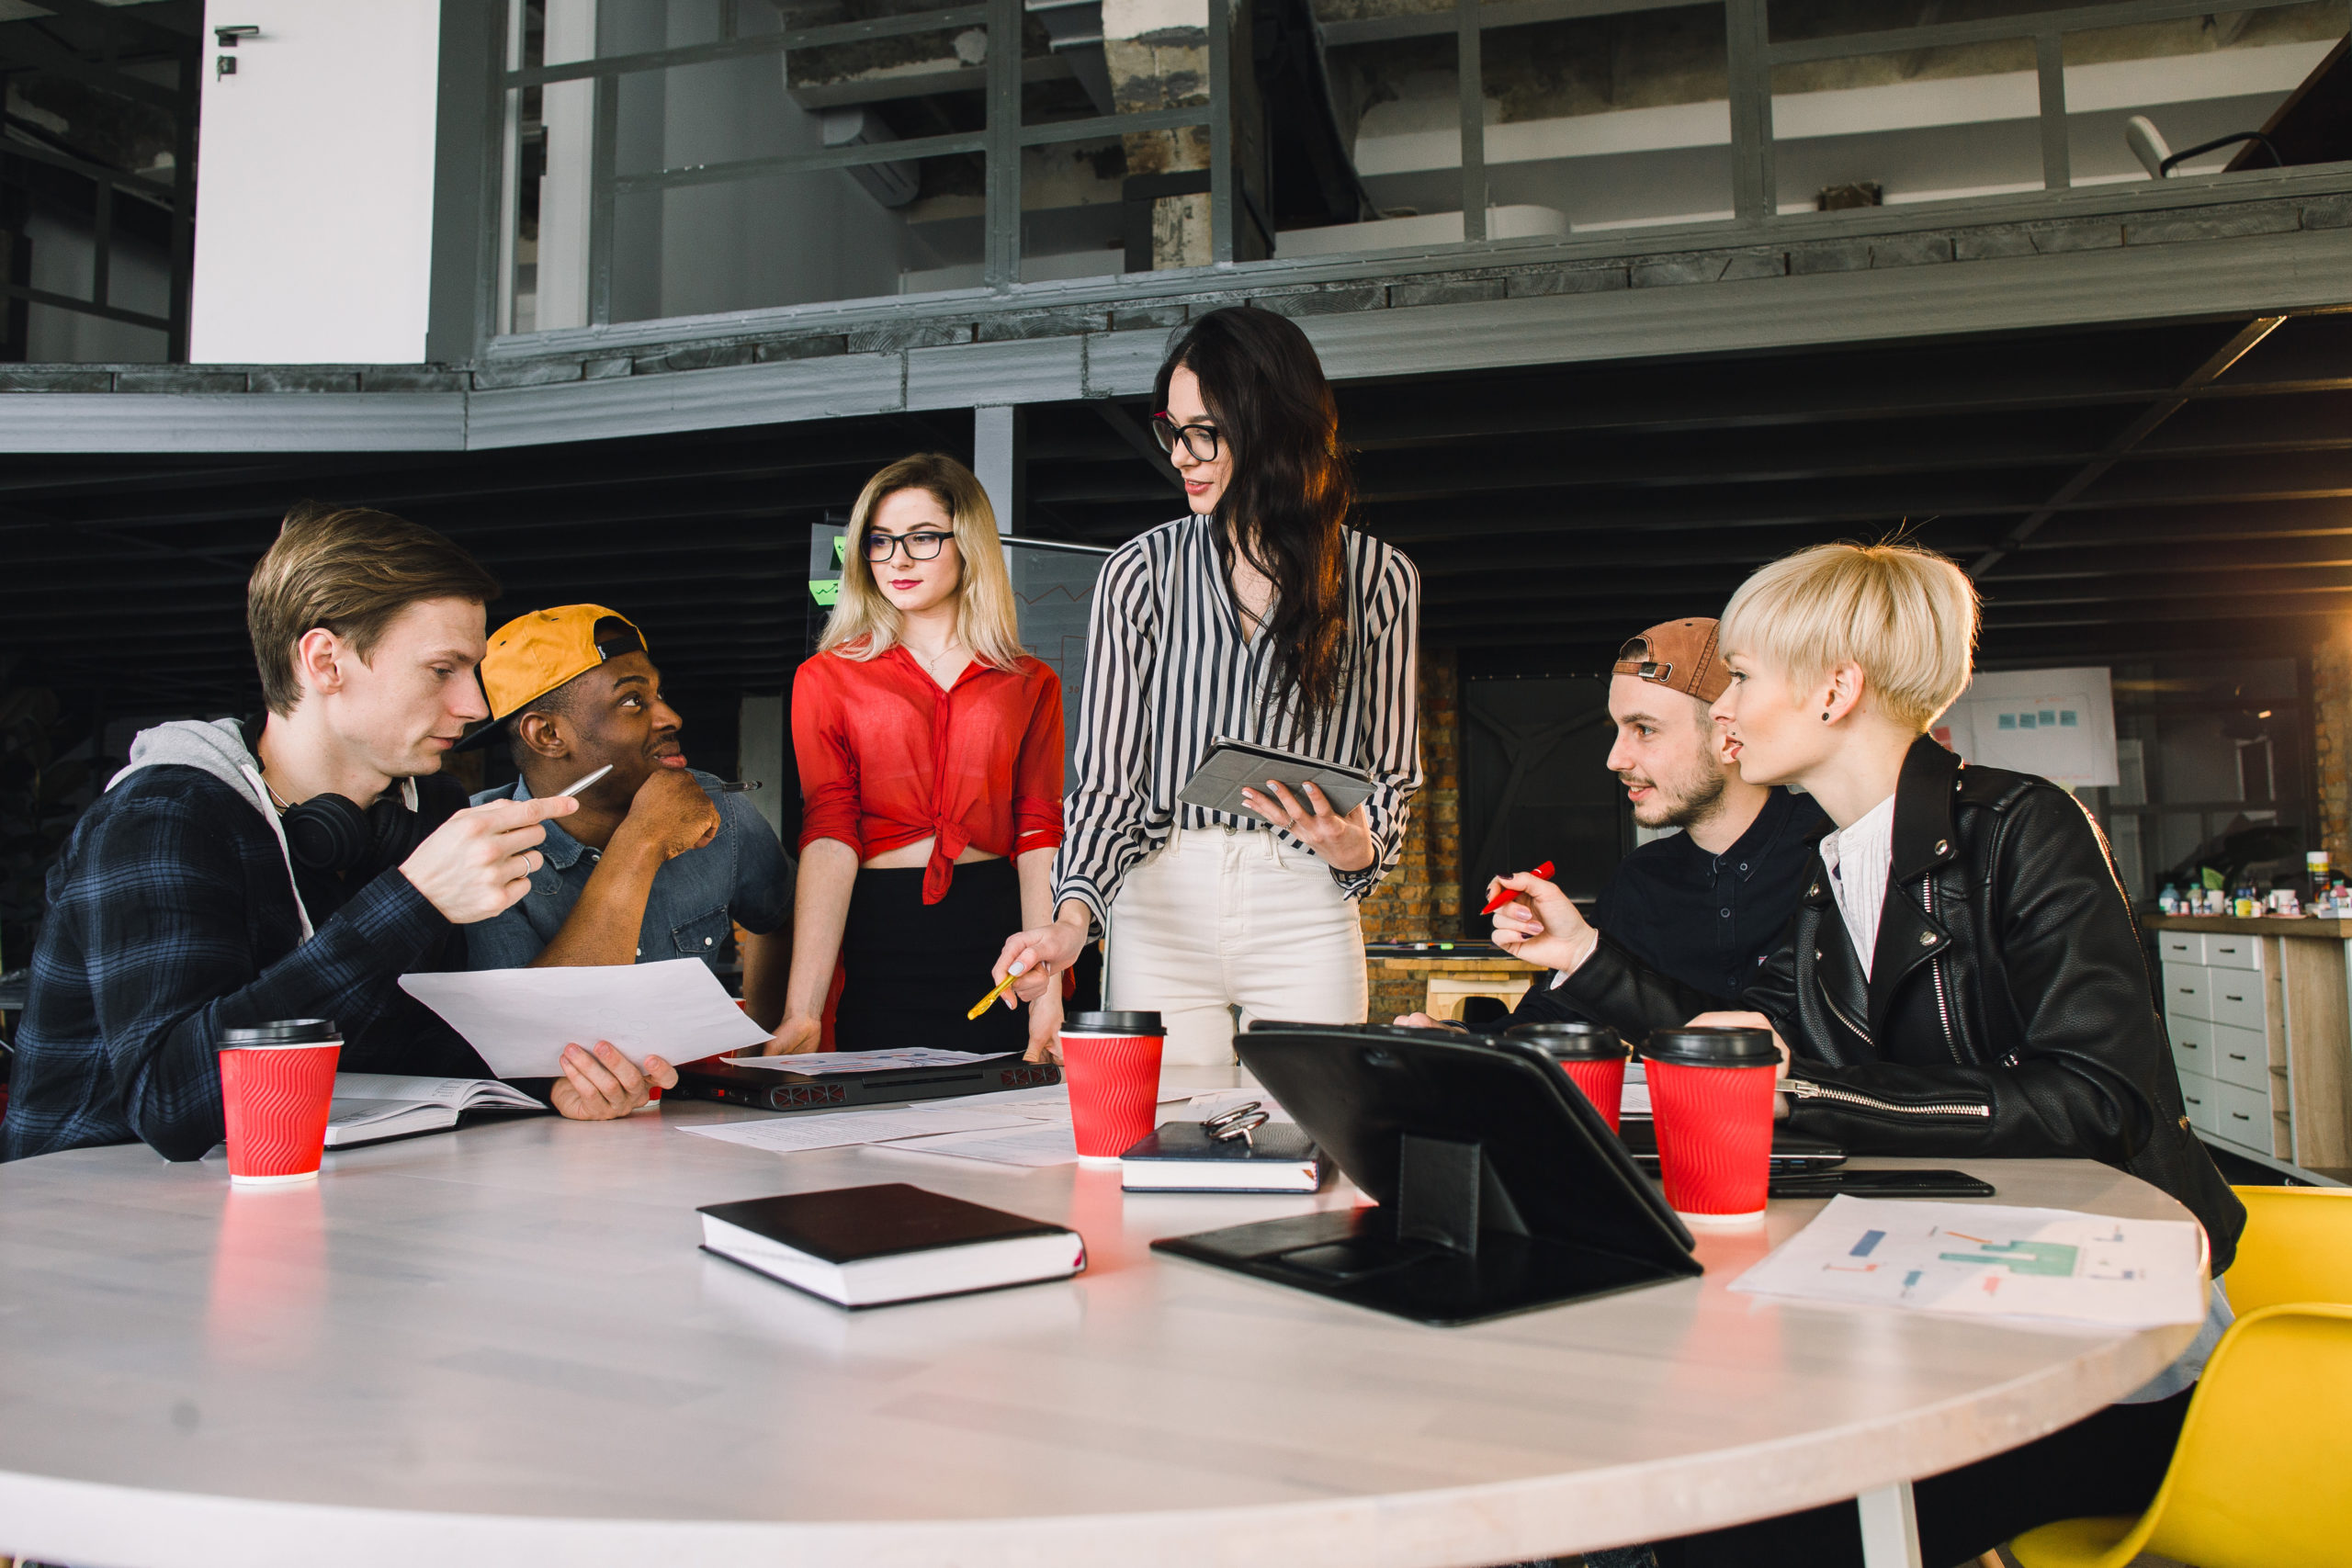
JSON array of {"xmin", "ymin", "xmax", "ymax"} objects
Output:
[{"xmin": 991, "ymin": 306, "xmax": 1421, "ymax": 1065}]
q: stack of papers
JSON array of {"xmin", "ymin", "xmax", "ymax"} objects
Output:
[
  {"xmin": 681, "ymin": 1083, "xmax": 1193, "ymax": 1168},
  {"xmin": 1733, "ymin": 1196, "xmax": 2209, "ymax": 1328}
]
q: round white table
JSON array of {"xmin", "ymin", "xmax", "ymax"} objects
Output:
[{"xmin": 0, "ymin": 1081, "xmax": 2200, "ymax": 1568}]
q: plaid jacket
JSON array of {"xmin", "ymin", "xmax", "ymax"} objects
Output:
[{"xmin": 5, "ymin": 765, "xmax": 486, "ymax": 1163}]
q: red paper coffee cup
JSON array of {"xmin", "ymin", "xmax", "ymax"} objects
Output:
[
  {"xmin": 1060, "ymin": 1010, "xmax": 1165, "ymax": 1162},
  {"xmin": 218, "ymin": 1021, "xmax": 342, "ymax": 1185},
  {"xmin": 1506, "ymin": 1021, "xmax": 1629, "ymax": 1132},
  {"xmin": 1642, "ymin": 1026, "xmax": 1780, "ymax": 1224}
]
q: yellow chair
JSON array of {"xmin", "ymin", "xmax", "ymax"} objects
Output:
[
  {"xmin": 2220, "ymin": 1185, "xmax": 2352, "ymax": 1314},
  {"xmin": 2009, "ymin": 1303, "xmax": 2352, "ymax": 1568}
]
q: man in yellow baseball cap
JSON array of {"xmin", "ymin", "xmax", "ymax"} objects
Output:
[{"xmin": 460, "ymin": 606, "xmax": 794, "ymax": 1046}]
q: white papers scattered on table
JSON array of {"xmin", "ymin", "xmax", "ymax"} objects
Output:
[
  {"xmin": 886, "ymin": 1121, "xmax": 1080, "ymax": 1168},
  {"xmin": 681, "ymin": 1105, "xmax": 1031, "ymax": 1155},
  {"xmin": 1733, "ymin": 1196, "xmax": 2208, "ymax": 1328},
  {"xmin": 400, "ymin": 959, "xmax": 769, "ymax": 1078},
  {"xmin": 718, "ymin": 1047, "xmax": 991, "ymax": 1076}
]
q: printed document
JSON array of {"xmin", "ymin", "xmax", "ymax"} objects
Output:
[
  {"xmin": 399, "ymin": 959, "xmax": 771, "ymax": 1078},
  {"xmin": 1733, "ymin": 1195, "xmax": 2208, "ymax": 1328},
  {"xmin": 682, "ymin": 1104, "xmax": 1031, "ymax": 1155},
  {"xmin": 885, "ymin": 1122, "xmax": 1081, "ymax": 1168}
]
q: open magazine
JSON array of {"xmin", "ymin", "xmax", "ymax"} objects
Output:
[{"xmin": 325, "ymin": 1074, "xmax": 546, "ymax": 1148}]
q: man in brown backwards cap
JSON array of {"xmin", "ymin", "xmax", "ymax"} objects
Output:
[{"xmin": 1400, "ymin": 617, "xmax": 1826, "ymax": 1028}]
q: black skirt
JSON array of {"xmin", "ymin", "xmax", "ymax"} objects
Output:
[{"xmin": 836, "ymin": 858, "xmax": 1028, "ymax": 1055}]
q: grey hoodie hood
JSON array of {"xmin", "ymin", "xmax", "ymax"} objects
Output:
[{"xmin": 111, "ymin": 717, "xmax": 315, "ymax": 940}]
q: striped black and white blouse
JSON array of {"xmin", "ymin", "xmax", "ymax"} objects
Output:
[{"xmin": 1054, "ymin": 514, "xmax": 1421, "ymax": 932}]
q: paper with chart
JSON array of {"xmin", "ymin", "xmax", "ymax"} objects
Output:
[
  {"xmin": 399, "ymin": 959, "xmax": 770, "ymax": 1078},
  {"xmin": 1733, "ymin": 1196, "xmax": 2207, "ymax": 1328},
  {"xmin": 718, "ymin": 1047, "xmax": 991, "ymax": 1076},
  {"xmin": 682, "ymin": 1104, "xmax": 1032, "ymax": 1155}
]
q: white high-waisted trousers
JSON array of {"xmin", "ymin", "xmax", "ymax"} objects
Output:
[{"xmin": 1103, "ymin": 827, "xmax": 1368, "ymax": 1066}]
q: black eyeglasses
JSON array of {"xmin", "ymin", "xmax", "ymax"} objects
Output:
[
  {"xmin": 1151, "ymin": 412, "xmax": 1222, "ymax": 463},
  {"xmin": 864, "ymin": 529, "xmax": 954, "ymax": 563}
]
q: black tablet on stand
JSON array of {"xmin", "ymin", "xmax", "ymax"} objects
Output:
[{"xmin": 1152, "ymin": 1023, "xmax": 1702, "ymax": 1326}]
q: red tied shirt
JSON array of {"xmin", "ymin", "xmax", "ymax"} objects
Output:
[{"xmin": 793, "ymin": 644, "xmax": 1066, "ymax": 904}]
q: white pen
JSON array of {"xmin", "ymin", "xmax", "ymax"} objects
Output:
[{"xmin": 555, "ymin": 763, "xmax": 614, "ymax": 798}]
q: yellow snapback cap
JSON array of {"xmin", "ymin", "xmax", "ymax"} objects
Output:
[{"xmin": 457, "ymin": 605, "xmax": 646, "ymax": 750}]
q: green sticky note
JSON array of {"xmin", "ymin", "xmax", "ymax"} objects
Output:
[
  {"xmin": 808, "ymin": 580, "xmax": 841, "ymax": 606},
  {"xmin": 833, "ymin": 536, "xmax": 847, "ymax": 566}
]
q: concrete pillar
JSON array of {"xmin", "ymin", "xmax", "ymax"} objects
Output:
[
  {"xmin": 1105, "ymin": 0, "xmax": 1214, "ymax": 270},
  {"xmin": 973, "ymin": 404, "xmax": 1023, "ymax": 535}
]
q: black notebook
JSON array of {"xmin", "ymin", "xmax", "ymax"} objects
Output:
[
  {"xmin": 1121, "ymin": 1121, "xmax": 1329, "ymax": 1192},
  {"xmin": 698, "ymin": 1183, "xmax": 1085, "ymax": 1309}
]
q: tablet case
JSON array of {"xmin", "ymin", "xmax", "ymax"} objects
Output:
[
  {"xmin": 1177, "ymin": 739, "xmax": 1375, "ymax": 820},
  {"xmin": 1153, "ymin": 1024, "xmax": 1702, "ymax": 1325},
  {"xmin": 670, "ymin": 1052, "xmax": 1059, "ymax": 1112}
]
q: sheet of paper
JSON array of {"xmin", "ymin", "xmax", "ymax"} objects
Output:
[
  {"xmin": 399, "ymin": 958, "xmax": 770, "ymax": 1079},
  {"xmin": 681, "ymin": 1105, "xmax": 1032, "ymax": 1155},
  {"xmin": 1732, "ymin": 1195, "xmax": 2208, "ymax": 1328},
  {"xmin": 717, "ymin": 1048, "xmax": 993, "ymax": 1076},
  {"xmin": 883, "ymin": 1121, "xmax": 1080, "ymax": 1168}
]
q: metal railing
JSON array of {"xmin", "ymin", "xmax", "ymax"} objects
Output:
[
  {"xmin": 498, "ymin": 0, "xmax": 1237, "ymax": 329},
  {"xmin": 490, "ymin": 0, "xmax": 2345, "ymax": 343}
]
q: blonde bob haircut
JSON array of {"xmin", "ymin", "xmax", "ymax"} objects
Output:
[
  {"xmin": 819, "ymin": 452, "xmax": 1026, "ymax": 671},
  {"xmin": 1719, "ymin": 540, "xmax": 1980, "ymax": 734}
]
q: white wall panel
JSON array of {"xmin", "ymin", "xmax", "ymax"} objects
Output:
[{"xmin": 191, "ymin": 1, "xmax": 444, "ymax": 363}]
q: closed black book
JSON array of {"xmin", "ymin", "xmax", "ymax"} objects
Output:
[
  {"xmin": 697, "ymin": 1182, "xmax": 1085, "ymax": 1308},
  {"xmin": 1120, "ymin": 1121, "xmax": 1329, "ymax": 1192}
]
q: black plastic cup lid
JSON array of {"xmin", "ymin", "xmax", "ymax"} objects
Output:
[
  {"xmin": 1063, "ymin": 1010, "xmax": 1165, "ymax": 1035},
  {"xmin": 1505, "ymin": 1021, "xmax": 1627, "ymax": 1060},
  {"xmin": 219, "ymin": 1019, "xmax": 340, "ymax": 1048},
  {"xmin": 1642, "ymin": 1025, "xmax": 1779, "ymax": 1066}
]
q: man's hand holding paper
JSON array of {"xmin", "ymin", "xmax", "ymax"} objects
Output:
[{"xmin": 400, "ymin": 959, "xmax": 771, "ymax": 1098}]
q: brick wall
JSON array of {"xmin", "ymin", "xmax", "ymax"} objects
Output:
[
  {"xmin": 2313, "ymin": 633, "xmax": 2352, "ymax": 869},
  {"xmin": 1363, "ymin": 644, "xmax": 1462, "ymax": 1021}
]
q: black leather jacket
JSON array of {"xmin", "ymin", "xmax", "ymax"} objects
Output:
[{"xmin": 1560, "ymin": 735, "xmax": 2245, "ymax": 1272}]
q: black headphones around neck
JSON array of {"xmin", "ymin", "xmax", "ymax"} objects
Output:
[{"xmin": 281, "ymin": 778, "xmax": 425, "ymax": 881}]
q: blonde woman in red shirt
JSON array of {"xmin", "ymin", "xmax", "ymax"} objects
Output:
[{"xmin": 767, "ymin": 454, "xmax": 1066, "ymax": 1058}]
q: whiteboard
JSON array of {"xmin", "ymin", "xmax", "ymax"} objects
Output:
[{"xmin": 1933, "ymin": 667, "xmax": 2120, "ymax": 788}]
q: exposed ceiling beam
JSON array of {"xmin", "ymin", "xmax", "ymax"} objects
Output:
[{"xmin": 1969, "ymin": 315, "xmax": 2287, "ymax": 581}]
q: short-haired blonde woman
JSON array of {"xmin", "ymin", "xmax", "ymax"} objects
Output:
[
  {"xmin": 1494, "ymin": 540, "xmax": 2245, "ymax": 1568},
  {"xmin": 768, "ymin": 454, "xmax": 1064, "ymax": 1058}
]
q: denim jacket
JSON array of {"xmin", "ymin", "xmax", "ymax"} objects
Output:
[{"xmin": 465, "ymin": 770, "xmax": 792, "ymax": 971}]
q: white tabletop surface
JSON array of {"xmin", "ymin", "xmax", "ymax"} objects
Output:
[{"xmin": 0, "ymin": 1073, "xmax": 2201, "ymax": 1568}]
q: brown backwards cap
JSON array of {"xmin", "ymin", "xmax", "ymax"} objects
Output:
[{"xmin": 1612, "ymin": 618, "xmax": 1728, "ymax": 705}]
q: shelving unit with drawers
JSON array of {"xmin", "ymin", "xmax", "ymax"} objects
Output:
[{"xmin": 2147, "ymin": 915, "xmax": 2352, "ymax": 1186}]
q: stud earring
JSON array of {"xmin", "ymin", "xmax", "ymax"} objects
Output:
[{"xmin": 1821, "ymin": 711, "xmax": 1830, "ymax": 721}]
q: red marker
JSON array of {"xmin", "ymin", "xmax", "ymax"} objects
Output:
[{"xmin": 1479, "ymin": 861, "xmax": 1555, "ymax": 916}]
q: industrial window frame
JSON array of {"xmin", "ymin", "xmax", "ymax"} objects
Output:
[
  {"xmin": 484, "ymin": 0, "xmax": 2346, "ymax": 346},
  {"xmin": 0, "ymin": 0, "xmax": 198, "ymax": 361}
]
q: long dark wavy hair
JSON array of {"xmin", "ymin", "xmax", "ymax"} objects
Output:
[{"xmin": 1154, "ymin": 306, "xmax": 1355, "ymax": 731}]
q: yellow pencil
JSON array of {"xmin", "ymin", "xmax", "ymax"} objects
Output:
[{"xmin": 967, "ymin": 968, "xmax": 1021, "ymax": 1021}]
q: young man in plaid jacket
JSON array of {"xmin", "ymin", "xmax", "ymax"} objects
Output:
[{"xmin": 5, "ymin": 503, "xmax": 677, "ymax": 1162}]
